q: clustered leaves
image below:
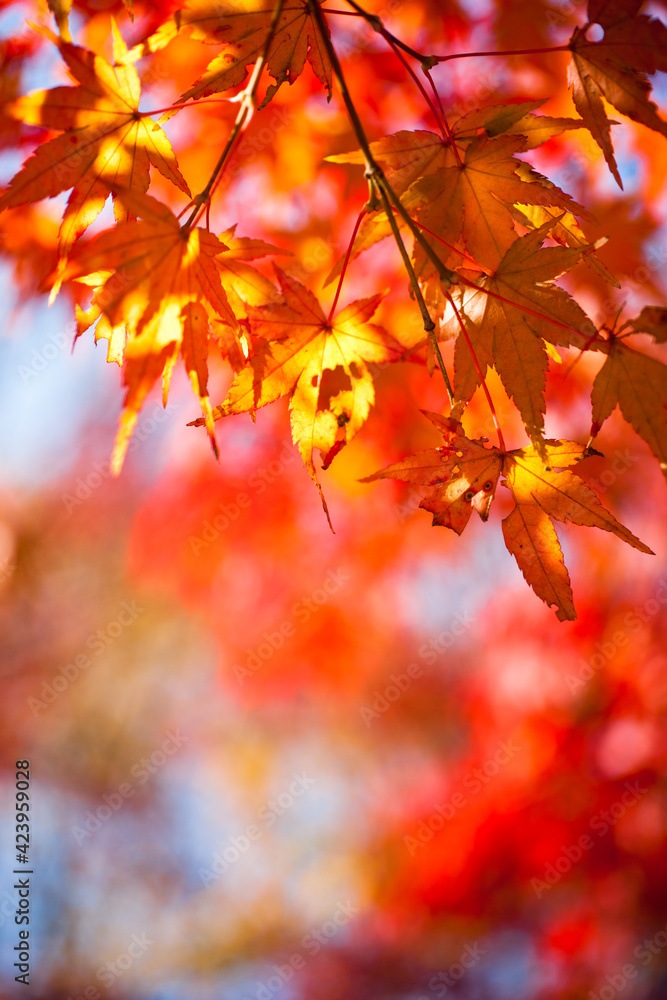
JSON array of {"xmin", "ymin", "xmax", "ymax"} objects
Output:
[{"xmin": 1, "ymin": 0, "xmax": 666, "ymax": 619}]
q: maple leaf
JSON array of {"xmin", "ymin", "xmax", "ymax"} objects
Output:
[
  {"xmin": 568, "ymin": 0, "xmax": 667, "ymax": 187},
  {"xmin": 328, "ymin": 102, "xmax": 582, "ymax": 190},
  {"xmin": 94, "ymin": 314, "xmax": 126, "ymax": 367},
  {"xmin": 214, "ymin": 226, "xmax": 284, "ymax": 316},
  {"xmin": 500, "ymin": 439, "xmax": 652, "ymax": 621},
  {"xmin": 511, "ymin": 200, "xmax": 619, "ymax": 286},
  {"xmin": 361, "ymin": 412, "xmax": 503, "ymax": 534},
  {"xmin": 407, "ymin": 134, "xmax": 590, "ymax": 273},
  {"xmin": 325, "ymin": 103, "xmax": 587, "ymax": 281},
  {"xmin": 362, "ymin": 416, "xmax": 652, "ymax": 620},
  {"xmin": 442, "ymin": 221, "xmax": 594, "ymax": 454},
  {"xmin": 211, "ymin": 226, "xmax": 286, "ymax": 372},
  {"xmin": 0, "ymin": 23, "xmax": 189, "ymax": 270},
  {"xmin": 44, "ymin": 0, "xmax": 73, "ymax": 41},
  {"xmin": 206, "ymin": 267, "xmax": 401, "ymax": 524},
  {"xmin": 64, "ymin": 188, "xmax": 238, "ymax": 473},
  {"xmin": 452, "ymin": 100, "xmax": 585, "ymax": 150},
  {"xmin": 131, "ymin": 0, "xmax": 332, "ymax": 110},
  {"xmin": 0, "ymin": 37, "xmax": 36, "ymax": 151},
  {"xmin": 590, "ymin": 334, "xmax": 667, "ymax": 481}
]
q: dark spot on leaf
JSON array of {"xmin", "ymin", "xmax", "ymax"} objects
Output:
[{"xmin": 317, "ymin": 365, "xmax": 352, "ymax": 410}]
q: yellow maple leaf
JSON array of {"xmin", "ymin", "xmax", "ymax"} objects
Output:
[
  {"xmin": 452, "ymin": 99, "xmax": 584, "ymax": 150},
  {"xmin": 503, "ymin": 439, "xmax": 652, "ymax": 621},
  {"xmin": 65, "ymin": 188, "xmax": 238, "ymax": 474},
  {"xmin": 0, "ymin": 22, "xmax": 189, "ymax": 268},
  {"xmin": 511, "ymin": 197, "xmax": 619, "ymax": 287},
  {"xmin": 209, "ymin": 267, "xmax": 401, "ymax": 524}
]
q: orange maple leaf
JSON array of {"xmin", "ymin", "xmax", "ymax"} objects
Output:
[
  {"xmin": 131, "ymin": 0, "xmax": 332, "ymax": 110},
  {"xmin": 210, "ymin": 226, "xmax": 287, "ymax": 372},
  {"xmin": 407, "ymin": 134, "xmax": 589, "ymax": 273},
  {"xmin": 590, "ymin": 330, "xmax": 667, "ymax": 482},
  {"xmin": 0, "ymin": 22, "xmax": 189, "ymax": 269},
  {"xmin": 439, "ymin": 221, "xmax": 595, "ymax": 455},
  {"xmin": 568, "ymin": 0, "xmax": 667, "ymax": 187},
  {"xmin": 213, "ymin": 228, "xmax": 284, "ymax": 315},
  {"xmin": 361, "ymin": 412, "xmax": 503, "ymax": 534},
  {"xmin": 362, "ymin": 414, "xmax": 652, "ymax": 621},
  {"xmin": 326, "ymin": 103, "xmax": 587, "ymax": 279}
]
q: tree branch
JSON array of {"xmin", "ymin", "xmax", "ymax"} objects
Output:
[
  {"xmin": 309, "ymin": 0, "xmax": 456, "ymax": 402},
  {"xmin": 183, "ymin": 0, "xmax": 286, "ymax": 230}
]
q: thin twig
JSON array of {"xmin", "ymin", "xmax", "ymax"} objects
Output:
[
  {"xmin": 308, "ymin": 0, "xmax": 455, "ymax": 402},
  {"xmin": 341, "ymin": 0, "xmax": 434, "ymax": 65},
  {"xmin": 384, "ymin": 37, "xmax": 446, "ymax": 138},
  {"xmin": 381, "ymin": 191, "xmax": 454, "ymax": 403},
  {"xmin": 308, "ymin": 3, "xmax": 458, "ymax": 284},
  {"xmin": 183, "ymin": 0, "xmax": 285, "ymax": 230},
  {"xmin": 434, "ymin": 44, "xmax": 571, "ymax": 63},
  {"xmin": 341, "ymin": 0, "xmax": 571, "ymax": 65}
]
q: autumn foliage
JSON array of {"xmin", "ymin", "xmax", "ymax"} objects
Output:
[
  {"xmin": 1, "ymin": 0, "xmax": 666, "ymax": 620},
  {"xmin": 2, "ymin": 1, "xmax": 667, "ymax": 997}
]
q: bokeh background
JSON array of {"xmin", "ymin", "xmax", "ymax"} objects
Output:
[{"xmin": 1, "ymin": 0, "xmax": 667, "ymax": 997}]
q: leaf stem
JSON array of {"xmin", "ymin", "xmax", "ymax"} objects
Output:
[
  {"xmin": 140, "ymin": 97, "xmax": 250, "ymax": 117},
  {"xmin": 341, "ymin": 0, "xmax": 432, "ymax": 65},
  {"xmin": 339, "ymin": 0, "xmax": 462, "ymax": 162},
  {"xmin": 328, "ymin": 207, "xmax": 366, "ymax": 324},
  {"xmin": 338, "ymin": 1, "xmax": 571, "ymax": 66},
  {"xmin": 422, "ymin": 67, "xmax": 462, "ymax": 166},
  {"xmin": 435, "ymin": 44, "xmax": 571, "ymax": 63},
  {"xmin": 182, "ymin": 0, "xmax": 285, "ymax": 230},
  {"xmin": 339, "ymin": 0, "xmax": 459, "ymax": 159},
  {"xmin": 446, "ymin": 292, "xmax": 505, "ymax": 451},
  {"xmin": 384, "ymin": 37, "xmax": 446, "ymax": 138},
  {"xmin": 308, "ymin": 0, "xmax": 455, "ymax": 402},
  {"xmin": 410, "ymin": 217, "xmax": 492, "ymax": 273}
]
